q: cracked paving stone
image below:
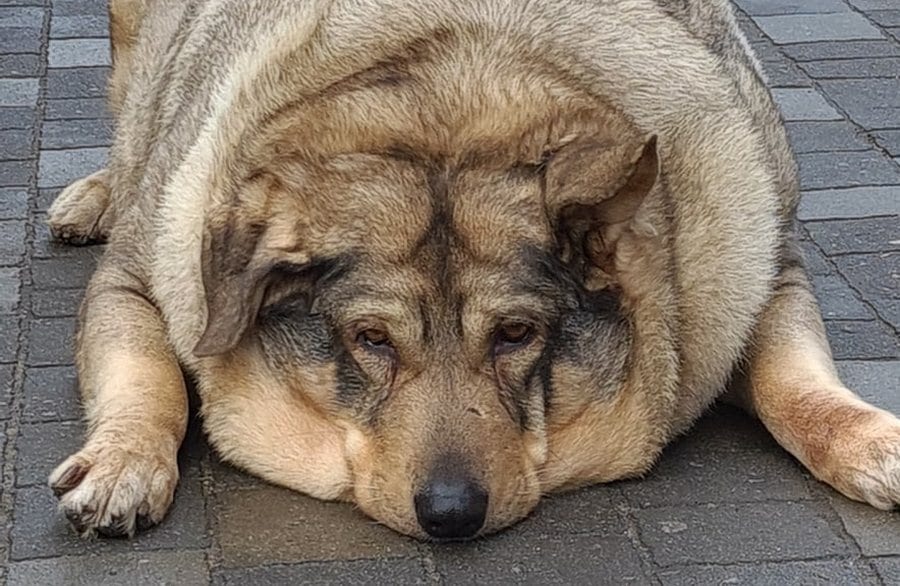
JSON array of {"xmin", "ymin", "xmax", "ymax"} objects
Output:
[
  {"xmin": 827, "ymin": 496, "xmax": 900, "ymax": 556},
  {"xmin": 811, "ymin": 273, "xmax": 874, "ymax": 320},
  {"xmin": 785, "ymin": 121, "xmax": 870, "ymax": 153},
  {"xmin": 820, "ymin": 79, "xmax": 900, "ymax": 129},
  {"xmin": 833, "ymin": 252, "xmax": 900, "ymax": 329},
  {"xmin": 872, "ymin": 130, "xmax": 900, "ymax": 157},
  {"xmin": 635, "ymin": 501, "xmax": 848, "ymax": 567},
  {"xmin": 873, "ymin": 558, "xmax": 900, "ymax": 584},
  {"xmin": 806, "ymin": 217, "xmax": 900, "ymax": 255}
]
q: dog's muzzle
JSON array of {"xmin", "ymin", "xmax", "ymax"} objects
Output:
[{"xmin": 414, "ymin": 469, "xmax": 488, "ymax": 540}]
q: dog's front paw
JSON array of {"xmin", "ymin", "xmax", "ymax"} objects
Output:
[
  {"xmin": 48, "ymin": 440, "xmax": 178, "ymax": 538},
  {"xmin": 47, "ymin": 168, "xmax": 111, "ymax": 245},
  {"xmin": 823, "ymin": 412, "xmax": 900, "ymax": 510}
]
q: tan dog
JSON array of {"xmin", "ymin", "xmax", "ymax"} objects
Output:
[{"xmin": 47, "ymin": 0, "xmax": 900, "ymax": 540}]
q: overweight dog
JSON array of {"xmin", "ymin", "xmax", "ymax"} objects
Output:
[{"xmin": 47, "ymin": 0, "xmax": 900, "ymax": 540}]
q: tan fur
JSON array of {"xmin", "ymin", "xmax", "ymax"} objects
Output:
[{"xmin": 46, "ymin": 0, "xmax": 899, "ymax": 539}]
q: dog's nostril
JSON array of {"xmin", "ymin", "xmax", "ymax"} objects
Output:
[{"xmin": 414, "ymin": 477, "xmax": 488, "ymax": 540}]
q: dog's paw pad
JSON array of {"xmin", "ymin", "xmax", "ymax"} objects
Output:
[{"xmin": 49, "ymin": 445, "xmax": 178, "ymax": 539}]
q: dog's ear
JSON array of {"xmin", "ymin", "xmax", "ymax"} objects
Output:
[
  {"xmin": 546, "ymin": 134, "xmax": 660, "ymax": 289},
  {"xmin": 193, "ymin": 174, "xmax": 310, "ymax": 357}
]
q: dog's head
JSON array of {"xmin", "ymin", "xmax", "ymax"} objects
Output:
[{"xmin": 192, "ymin": 48, "xmax": 670, "ymax": 539}]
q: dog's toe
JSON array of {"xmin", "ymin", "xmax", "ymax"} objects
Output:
[
  {"xmin": 825, "ymin": 414, "xmax": 900, "ymax": 510},
  {"xmin": 46, "ymin": 169, "xmax": 112, "ymax": 245},
  {"xmin": 49, "ymin": 444, "xmax": 178, "ymax": 538}
]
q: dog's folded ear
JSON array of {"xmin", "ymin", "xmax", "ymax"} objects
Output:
[
  {"xmin": 546, "ymin": 134, "xmax": 661, "ymax": 289},
  {"xmin": 193, "ymin": 174, "xmax": 310, "ymax": 357}
]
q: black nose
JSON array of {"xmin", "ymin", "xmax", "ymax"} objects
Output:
[{"xmin": 414, "ymin": 475, "xmax": 488, "ymax": 540}]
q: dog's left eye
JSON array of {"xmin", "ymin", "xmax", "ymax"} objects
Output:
[
  {"xmin": 357, "ymin": 328, "xmax": 392, "ymax": 349},
  {"xmin": 493, "ymin": 322, "xmax": 535, "ymax": 354}
]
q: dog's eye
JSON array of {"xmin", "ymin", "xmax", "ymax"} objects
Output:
[
  {"xmin": 494, "ymin": 322, "xmax": 535, "ymax": 354},
  {"xmin": 357, "ymin": 328, "xmax": 393, "ymax": 350}
]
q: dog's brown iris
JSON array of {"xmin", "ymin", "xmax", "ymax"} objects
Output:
[{"xmin": 494, "ymin": 322, "xmax": 535, "ymax": 354}]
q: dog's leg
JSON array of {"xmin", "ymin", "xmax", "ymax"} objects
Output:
[
  {"xmin": 743, "ymin": 241, "xmax": 899, "ymax": 509},
  {"xmin": 48, "ymin": 260, "xmax": 188, "ymax": 536}
]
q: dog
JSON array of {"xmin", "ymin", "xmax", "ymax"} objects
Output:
[{"xmin": 46, "ymin": 0, "xmax": 900, "ymax": 540}]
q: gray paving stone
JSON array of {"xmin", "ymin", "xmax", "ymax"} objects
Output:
[
  {"xmin": 656, "ymin": 559, "xmax": 876, "ymax": 586},
  {"xmin": 47, "ymin": 67, "xmax": 110, "ymax": 99},
  {"xmin": 48, "ymin": 38, "xmax": 111, "ymax": 68},
  {"xmin": 872, "ymin": 130, "xmax": 900, "ymax": 157},
  {"xmin": 38, "ymin": 147, "xmax": 108, "ymax": 188},
  {"xmin": 522, "ymin": 483, "xmax": 624, "ymax": 535},
  {"xmin": 797, "ymin": 151, "xmax": 900, "ymax": 189},
  {"xmin": 0, "ymin": 158, "xmax": 32, "ymax": 185},
  {"xmin": 31, "ymin": 287, "xmax": 84, "ymax": 317},
  {"xmin": 811, "ymin": 273, "xmax": 875, "ymax": 320},
  {"xmin": 50, "ymin": 15, "xmax": 108, "ymax": 39},
  {"xmin": 833, "ymin": 252, "xmax": 900, "ymax": 329},
  {"xmin": 0, "ymin": 106, "xmax": 37, "ymax": 130},
  {"xmin": 781, "ymin": 40, "xmax": 900, "ymax": 61},
  {"xmin": 846, "ymin": 0, "xmax": 896, "ymax": 9},
  {"xmin": 0, "ymin": 266, "xmax": 20, "ymax": 313},
  {"xmin": 0, "ymin": 218, "xmax": 25, "ymax": 264},
  {"xmin": 42, "ymin": 118, "xmax": 113, "ymax": 149},
  {"xmin": 837, "ymin": 360, "xmax": 900, "ymax": 415},
  {"xmin": 0, "ymin": 6, "xmax": 42, "ymax": 28},
  {"xmin": 0, "ymin": 77, "xmax": 37, "ymax": 106},
  {"xmin": 0, "ymin": 315, "xmax": 19, "ymax": 361},
  {"xmin": 22, "ymin": 365, "xmax": 81, "ymax": 422},
  {"xmin": 0, "ymin": 28, "xmax": 42, "ymax": 54},
  {"xmin": 800, "ymin": 238, "xmax": 833, "ymax": 275},
  {"xmin": 0, "ymin": 127, "xmax": 33, "ymax": 159},
  {"xmin": 889, "ymin": 27, "xmax": 900, "ymax": 42},
  {"xmin": 799, "ymin": 57, "xmax": 900, "ymax": 78},
  {"xmin": 734, "ymin": 0, "xmax": 850, "ymax": 16},
  {"xmin": 12, "ymin": 479, "xmax": 209, "ymax": 560},
  {"xmin": 31, "ymin": 254, "xmax": 99, "ymax": 289},
  {"xmin": 828, "ymin": 496, "xmax": 900, "ymax": 556},
  {"xmin": 785, "ymin": 121, "xmax": 870, "ymax": 153},
  {"xmin": 806, "ymin": 217, "xmax": 900, "ymax": 255},
  {"xmin": 761, "ymin": 54, "xmax": 810, "ymax": 87},
  {"xmin": 0, "ymin": 53, "xmax": 40, "ymax": 77},
  {"xmin": 45, "ymin": 98, "xmax": 110, "ymax": 120},
  {"xmin": 8, "ymin": 551, "xmax": 210, "ymax": 586},
  {"xmin": 434, "ymin": 531, "xmax": 647, "ymax": 585},
  {"xmin": 622, "ymin": 440, "xmax": 813, "ymax": 508},
  {"xmin": 214, "ymin": 559, "xmax": 427, "ymax": 586},
  {"xmin": 867, "ymin": 10, "xmax": 900, "ymax": 27},
  {"xmin": 215, "ymin": 485, "xmax": 418, "ymax": 567},
  {"xmin": 52, "ymin": 0, "xmax": 107, "ymax": 16},
  {"xmin": 753, "ymin": 13, "xmax": 884, "ymax": 44},
  {"xmin": 873, "ymin": 558, "xmax": 900, "ymax": 584},
  {"xmin": 16, "ymin": 420, "xmax": 84, "ymax": 486},
  {"xmin": 0, "ymin": 362, "xmax": 12, "ymax": 419},
  {"xmin": 825, "ymin": 319, "xmax": 900, "ymax": 360},
  {"xmin": 635, "ymin": 501, "xmax": 849, "ymax": 567},
  {"xmin": 821, "ymin": 79, "xmax": 900, "ymax": 129},
  {"xmin": 798, "ymin": 186, "xmax": 900, "ymax": 220},
  {"xmin": 771, "ymin": 88, "xmax": 841, "ymax": 121},
  {"xmin": 26, "ymin": 317, "xmax": 76, "ymax": 365}
]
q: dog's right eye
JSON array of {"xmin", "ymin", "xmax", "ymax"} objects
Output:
[{"xmin": 357, "ymin": 328, "xmax": 393, "ymax": 350}]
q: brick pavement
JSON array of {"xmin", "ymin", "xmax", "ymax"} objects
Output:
[{"xmin": 0, "ymin": 0, "xmax": 898, "ymax": 584}]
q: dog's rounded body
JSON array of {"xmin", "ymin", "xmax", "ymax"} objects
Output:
[{"xmin": 47, "ymin": 0, "xmax": 900, "ymax": 540}]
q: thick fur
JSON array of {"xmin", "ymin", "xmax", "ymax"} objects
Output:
[{"xmin": 47, "ymin": 0, "xmax": 900, "ymax": 539}]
